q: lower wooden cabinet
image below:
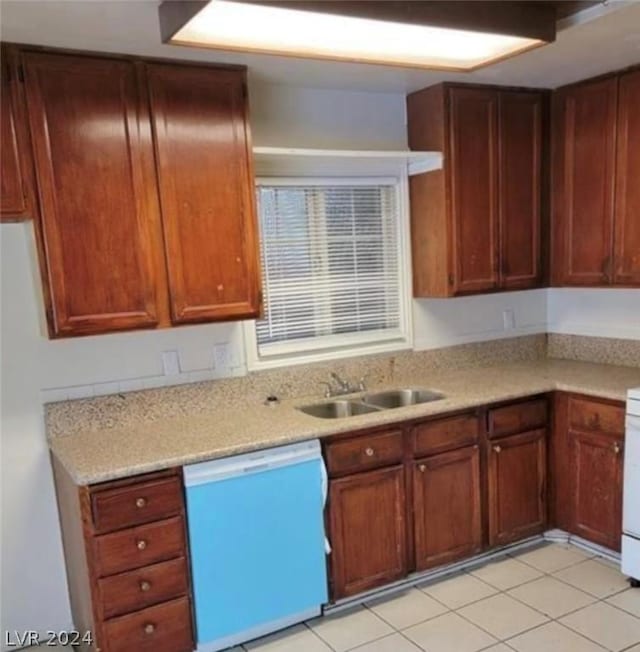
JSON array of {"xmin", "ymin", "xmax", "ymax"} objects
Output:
[
  {"xmin": 551, "ymin": 393, "xmax": 625, "ymax": 552},
  {"xmin": 570, "ymin": 429, "xmax": 624, "ymax": 550},
  {"xmin": 52, "ymin": 461, "xmax": 194, "ymax": 652},
  {"xmin": 413, "ymin": 445, "xmax": 482, "ymax": 570},
  {"xmin": 487, "ymin": 429, "xmax": 547, "ymax": 546},
  {"xmin": 328, "ymin": 465, "xmax": 407, "ymax": 599}
]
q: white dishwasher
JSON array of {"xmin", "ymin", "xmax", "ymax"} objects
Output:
[
  {"xmin": 183, "ymin": 439, "xmax": 329, "ymax": 651},
  {"xmin": 622, "ymin": 387, "xmax": 640, "ymax": 588}
]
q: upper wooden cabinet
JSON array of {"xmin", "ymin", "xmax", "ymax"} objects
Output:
[
  {"xmin": 145, "ymin": 63, "xmax": 260, "ymax": 324},
  {"xmin": 23, "ymin": 52, "xmax": 165, "ymax": 336},
  {"xmin": 499, "ymin": 92, "xmax": 543, "ymax": 289},
  {"xmin": 551, "ymin": 76, "xmax": 617, "ymax": 286},
  {"xmin": 1, "ymin": 45, "xmax": 36, "ymax": 222},
  {"xmin": 16, "ymin": 47, "xmax": 260, "ymax": 337},
  {"xmin": 407, "ymin": 83, "xmax": 545, "ymax": 297},
  {"xmin": 551, "ymin": 67, "xmax": 640, "ymax": 287},
  {"xmin": 614, "ymin": 69, "xmax": 640, "ymax": 285},
  {"xmin": 448, "ymin": 87, "xmax": 500, "ymax": 294}
]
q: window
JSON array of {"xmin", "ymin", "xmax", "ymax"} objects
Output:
[{"xmin": 245, "ymin": 177, "xmax": 411, "ymax": 369}]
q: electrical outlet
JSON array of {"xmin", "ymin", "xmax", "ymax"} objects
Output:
[
  {"xmin": 502, "ymin": 309, "xmax": 516, "ymax": 331},
  {"xmin": 161, "ymin": 350, "xmax": 180, "ymax": 376},
  {"xmin": 213, "ymin": 342, "xmax": 231, "ymax": 370}
]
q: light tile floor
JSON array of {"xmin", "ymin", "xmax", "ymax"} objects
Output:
[
  {"xmin": 30, "ymin": 543, "xmax": 640, "ymax": 652},
  {"xmin": 245, "ymin": 543, "xmax": 640, "ymax": 652}
]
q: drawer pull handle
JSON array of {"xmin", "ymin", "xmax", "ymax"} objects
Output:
[
  {"xmin": 365, "ymin": 447, "xmax": 375, "ymax": 457},
  {"xmin": 135, "ymin": 497, "xmax": 147, "ymax": 508},
  {"xmin": 143, "ymin": 623, "xmax": 155, "ymax": 635},
  {"xmin": 140, "ymin": 580, "xmax": 151, "ymax": 592},
  {"xmin": 614, "ymin": 442, "xmax": 622, "ymax": 455},
  {"xmin": 493, "ymin": 445, "xmax": 502, "ymax": 453},
  {"xmin": 136, "ymin": 540, "xmax": 147, "ymax": 551},
  {"xmin": 419, "ymin": 464, "xmax": 426, "ymax": 473}
]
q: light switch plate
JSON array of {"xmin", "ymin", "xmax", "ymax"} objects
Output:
[
  {"xmin": 162, "ymin": 350, "xmax": 180, "ymax": 376},
  {"xmin": 502, "ymin": 309, "xmax": 516, "ymax": 330},
  {"xmin": 213, "ymin": 342, "xmax": 231, "ymax": 369}
]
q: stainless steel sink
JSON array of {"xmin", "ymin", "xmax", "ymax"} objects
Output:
[
  {"xmin": 298, "ymin": 399, "xmax": 381, "ymax": 419},
  {"xmin": 297, "ymin": 388, "xmax": 445, "ymax": 418},
  {"xmin": 363, "ymin": 388, "xmax": 444, "ymax": 409}
]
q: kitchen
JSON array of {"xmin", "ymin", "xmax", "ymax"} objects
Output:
[{"xmin": 1, "ymin": 1, "xmax": 639, "ymax": 651}]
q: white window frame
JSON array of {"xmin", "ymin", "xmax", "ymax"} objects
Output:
[{"xmin": 243, "ymin": 171, "xmax": 413, "ymax": 371}]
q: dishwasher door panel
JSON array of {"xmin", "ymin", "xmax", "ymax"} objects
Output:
[{"xmin": 185, "ymin": 457, "xmax": 328, "ymax": 648}]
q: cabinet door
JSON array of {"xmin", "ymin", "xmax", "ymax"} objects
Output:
[
  {"xmin": 413, "ymin": 446, "xmax": 482, "ymax": 571},
  {"xmin": 552, "ymin": 77, "xmax": 617, "ymax": 285},
  {"xmin": 23, "ymin": 52, "xmax": 164, "ymax": 336},
  {"xmin": 145, "ymin": 63, "xmax": 261, "ymax": 324},
  {"xmin": 329, "ymin": 465, "xmax": 406, "ymax": 599},
  {"xmin": 613, "ymin": 69, "xmax": 640, "ymax": 286},
  {"xmin": 1, "ymin": 45, "xmax": 35, "ymax": 221},
  {"xmin": 488, "ymin": 429, "xmax": 546, "ymax": 546},
  {"xmin": 498, "ymin": 91, "xmax": 543, "ymax": 289},
  {"xmin": 570, "ymin": 429, "xmax": 623, "ymax": 550},
  {"xmin": 448, "ymin": 87, "xmax": 500, "ymax": 294}
]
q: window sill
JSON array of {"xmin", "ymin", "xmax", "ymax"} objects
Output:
[{"xmin": 243, "ymin": 330, "xmax": 412, "ymax": 372}]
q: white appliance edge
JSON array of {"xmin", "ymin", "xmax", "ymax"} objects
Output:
[{"xmin": 622, "ymin": 388, "xmax": 640, "ymax": 583}]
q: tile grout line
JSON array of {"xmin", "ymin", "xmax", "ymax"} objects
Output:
[{"xmin": 245, "ymin": 544, "xmax": 639, "ymax": 652}]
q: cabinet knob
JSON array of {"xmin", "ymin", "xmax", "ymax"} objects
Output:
[
  {"xmin": 140, "ymin": 580, "xmax": 151, "ymax": 592},
  {"xmin": 588, "ymin": 414, "xmax": 601, "ymax": 428},
  {"xmin": 419, "ymin": 464, "xmax": 426, "ymax": 473},
  {"xmin": 365, "ymin": 447, "xmax": 375, "ymax": 457},
  {"xmin": 135, "ymin": 497, "xmax": 147, "ymax": 508},
  {"xmin": 143, "ymin": 623, "xmax": 155, "ymax": 635},
  {"xmin": 493, "ymin": 445, "xmax": 502, "ymax": 453},
  {"xmin": 614, "ymin": 442, "xmax": 622, "ymax": 455},
  {"xmin": 136, "ymin": 539, "xmax": 147, "ymax": 551}
]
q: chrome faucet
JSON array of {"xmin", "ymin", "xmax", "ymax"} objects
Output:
[{"xmin": 321, "ymin": 373, "xmax": 367, "ymax": 398}]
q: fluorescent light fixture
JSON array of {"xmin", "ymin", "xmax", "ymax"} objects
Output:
[{"xmin": 167, "ymin": 1, "xmax": 545, "ymax": 71}]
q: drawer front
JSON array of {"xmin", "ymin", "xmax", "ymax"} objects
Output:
[
  {"xmin": 569, "ymin": 397, "xmax": 624, "ymax": 434},
  {"xmin": 99, "ymin": 557, "xmax": 189, "ymax": 619},
  {"xmin": 413, "ymin": 415, "xmax": 478, "ymax": 457},
  {"xmin": 92, "ymin": 476, "xmax": 183, "ymax": 533},
  {"xmin": 102, "ymin": 596, "xmax": 193, "ymax": 652},
  {"xmin": 94, "ymin": 516, "xmax": 185, "ymax": 577},
  {"xmin": 325, "ymin": 430, "xmax": 404, "ymax": 476},
  {"xmin": 488, "ymin": 399, "xmax": 547, "ymax": 438}
]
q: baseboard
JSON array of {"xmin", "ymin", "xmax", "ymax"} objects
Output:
[
  {"xmin": 326, "ymin": 530, "xmax": 623, "ymax": 615},
  {"xmin": 325, "ymin": 535, "xmax": 544, "ymax": 614}
]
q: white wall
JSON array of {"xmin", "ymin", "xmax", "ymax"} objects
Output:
[
  {"xmin": 547, "ymin": 288, "xmax": 640, "ymax": 340},
  {"xmin": 413, "ymin": 290, "xmax": 548, "ymax": 350},
  {"xmin": 249, "ymin": 82, "xmax": 408, "ymax": 149},
  {"xmin": 1, "ymin": 225, "xmax": 73, "ymax": 642}
]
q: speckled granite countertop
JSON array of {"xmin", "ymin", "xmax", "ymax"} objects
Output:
[{"xmin": 50, "ymin": 358, "xmax": 640, "ymax": 485}]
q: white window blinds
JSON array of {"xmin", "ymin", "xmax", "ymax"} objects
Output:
[{"xmin": 255, "ymin": 182, "xmax": 404, "ymax": 356}]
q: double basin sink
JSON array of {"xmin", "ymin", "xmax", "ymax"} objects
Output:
[{"xmin": 298, "ymin": 388, "xmax": 444, "ymax": 419}]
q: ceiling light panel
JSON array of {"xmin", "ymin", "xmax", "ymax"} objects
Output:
[{"xmin": 167, "ymin": 1, "xmax": 544, "ymax": 71}]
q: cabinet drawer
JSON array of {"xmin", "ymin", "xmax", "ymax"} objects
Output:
[
  {"xmin": 94, "ymin": 516, "xmax": 185, "ymax": 577},
  {"xmin": 99, "ymin": 557, "xmax": 188, "ymax": 619},
  {"xmin": 569, "ymin": 397, "xmax": 624, "ymax": 434},
  {"xmin": 325, "ymin": 430, "xmax": 403, "ymax": 476},
  {"xmin": 413, "ymin": 415, "xmax": 478, "ymax": 456},
  {"xmin": 92, "ymin": 476, "xmax": 182, "ymax": 533},
  {"xmin": 102, "ymin": 596, "xmax": 193, "ymax": 652},
  {"xmin": 488, "ymin": 399, "xmax": 547, "ymax": 438}
]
